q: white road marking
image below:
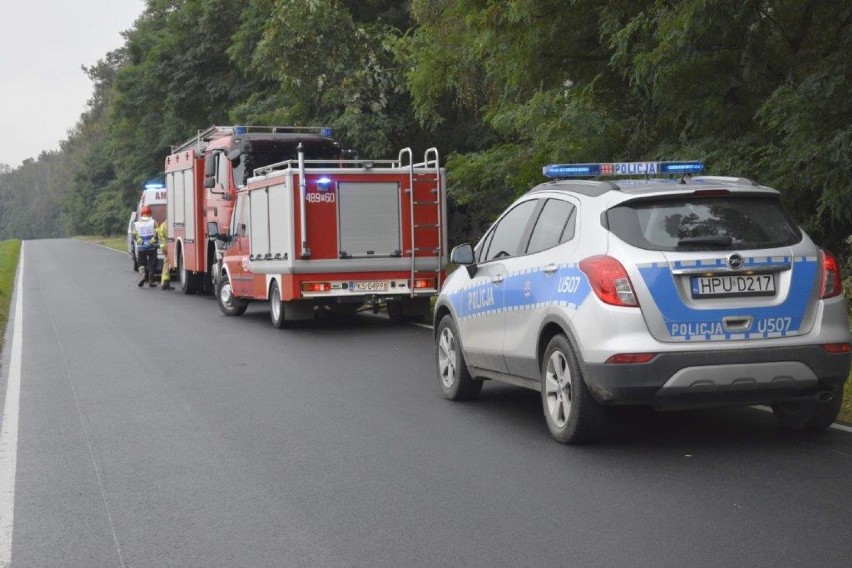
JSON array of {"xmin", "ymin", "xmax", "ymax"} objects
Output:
[{"xmin": 0, "ymin": 244, "xmax": 24, "ymax": 567}]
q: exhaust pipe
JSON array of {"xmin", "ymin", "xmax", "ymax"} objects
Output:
[{"xmin": 816, "ymin": 390, "xmax": 834, "ymax": 403}]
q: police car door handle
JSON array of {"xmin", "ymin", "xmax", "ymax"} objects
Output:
[
  {"xmin": 491, "ymin": 274, "xmax": 505, "ymax": 284},
  {"xmin": 543, "ymin": 263, "xmax": 558, "ymax": 275}
]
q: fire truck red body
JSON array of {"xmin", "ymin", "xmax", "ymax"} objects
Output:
[
  {"xmin": 164, "ymin": 125, "xmax": 446, "ymax": 325},
  {"xmin": 163, "ymin": 126, "xmax": 345, "ymax": 294}
]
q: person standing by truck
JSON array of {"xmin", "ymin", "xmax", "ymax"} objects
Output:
[
  {"xmin": 132, "ymin": 206, "xmax": 159, "ymax": 287},
  {"xmin": 156, "ymin": 220, "xmax": 172, "ymax": 290}
]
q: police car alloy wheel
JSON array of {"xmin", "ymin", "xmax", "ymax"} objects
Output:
[
  {"xmin": 436, "ymin": 315, "xmax": 482, "ymax": 400},
  {"xmin": 541, "ymin": 335, "xmax": 605, "ymax": 444}
]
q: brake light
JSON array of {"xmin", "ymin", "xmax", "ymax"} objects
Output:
[
  {"xmin": 692, "ymin": 189, "xmax": 729, "ymax": 197},
  {"xmin": 578, "ymin": 255, "xmax": 639, "ymax": 307},
  {"xmin": 301, "ymin": 282, "xmax": 331, "ymax": 292},
  {"xmin": 822, "ymin": 343, "xmax": 851, "ymax": 354},
  {"xmin": 605, "ymin": 353, "xmax": 657, "ymax": 364},
  {"xmin": 819, "ymin": 249, "xmax": 842, "ymax": 299},
  {"xmin": 412, "ymin": 278, "xmax": 435, "ymax": 289}
]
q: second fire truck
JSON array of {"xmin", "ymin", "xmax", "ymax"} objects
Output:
[{"xmin": 163, "ymin": 125, "xmax": 447, "ymax": 325}]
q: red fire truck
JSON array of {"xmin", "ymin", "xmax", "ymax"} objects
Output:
[
  {"xmin": 164, "ymin": 125, "xmax": 346, "ymax": 294},
  {"xmin": 165, "ymin": 125, "xmax": 447, "ymax": 325},
  {"xmin": 211, "ymin": 143, "xmax": 447, "ymax": 326}
]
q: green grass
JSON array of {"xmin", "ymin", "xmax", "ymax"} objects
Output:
[
  {"xmin": 0, "ymin": 239, "xmax": 22, "ymax": 352},
  {"xmin": 74, "ymin": 234, "xmax": 126, "ymax": 252},
  {"xmin": 840, "ymin": 377, "xmax": 852, "ymax": 425}
]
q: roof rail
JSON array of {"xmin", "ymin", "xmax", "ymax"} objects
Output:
[
  {"xmin": 170, "ymin": 125, "xmax": 334, "ymax": 154},
  {"xmin": 693, "ymin": 175, "xmax": 759, "ymax": 187}
]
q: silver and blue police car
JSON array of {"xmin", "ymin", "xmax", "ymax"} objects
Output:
[{"xmin": 433, "ymin": 161, "xmax": 851, "ymax": 444}]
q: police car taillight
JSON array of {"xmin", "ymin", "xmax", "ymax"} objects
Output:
[
  {"xmin": 605, "ymin": 353, "xmax": 657, "ymax": 364},
  {"xmin": 578, "ymin": 256, "xmax": 639, "ymax": 307},
  {"xmin": 819, "ymin": 249, "xmax": 842, "ymax": 299}
]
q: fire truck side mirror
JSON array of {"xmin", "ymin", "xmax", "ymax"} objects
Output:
[
  {"xmin": 204, "ymin": 153, "xmax": 216, "ymax": 177},
  {"xmin": 207, "ymin": 222, "xmax": 220, "ymax": 240}
]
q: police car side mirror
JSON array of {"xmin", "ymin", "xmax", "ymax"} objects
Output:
[{"xmin": 451, "ymin": 243, "xmax": 478, "ymax": 278}]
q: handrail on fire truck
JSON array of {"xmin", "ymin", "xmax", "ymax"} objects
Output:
[
  {"xmin": 170, "ymin": 125, "xmax": 334, "ymax": 155},
  {"xmin": 399, "ymin": 147, "xmax": 443, "ymax": 297}
]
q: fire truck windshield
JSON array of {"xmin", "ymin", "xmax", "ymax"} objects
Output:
[{"xmin": 234, "ymin": 139, "xmax": 343, "ymax": 186}]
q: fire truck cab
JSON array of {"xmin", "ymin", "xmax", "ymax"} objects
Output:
[
  {"xmin": 164, "ymin": 126, "xmax": 344, "ymax": 294},
  {"xmin": 210, "ymin": 146, "xmax": 447, "ymax": 326}
]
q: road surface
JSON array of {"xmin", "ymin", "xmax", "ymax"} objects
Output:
[{"xmin": 1, "ymin": 239, "xmax": 851, "ymax": 566}]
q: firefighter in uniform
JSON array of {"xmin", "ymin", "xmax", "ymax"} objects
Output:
[
  {"xmin": 132, "ymin": 206, "xmax": 159, "ymax": 287},
  {"xmin": 156, "ymin": 220, "xmax": 172, "ymax": 290}
]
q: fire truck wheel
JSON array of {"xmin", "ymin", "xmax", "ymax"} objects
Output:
[
  {"xmin": 269, "ymin": 280, "xmax": 290, "ymax": 329},
  {"xmin": 216, "ymin": 274, "xmax": 247, "ymax": 316}
]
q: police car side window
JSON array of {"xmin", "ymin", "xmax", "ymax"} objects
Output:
[
  {"xmin": 526, "ymin": 199, "xmax": 576, "ymax": 254},
  {"xmin": 483, "ymin": 200, "xmax": 538, "ymax": 262}
]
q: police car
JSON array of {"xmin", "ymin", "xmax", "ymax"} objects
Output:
[{"xmin": 433, "ymin": 161, "xmax": 851, "ymax": 444}]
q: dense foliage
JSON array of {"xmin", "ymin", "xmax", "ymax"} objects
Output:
[{"xmin": 0, "ymin": 0, "xmax": 849, "ymax": 262}]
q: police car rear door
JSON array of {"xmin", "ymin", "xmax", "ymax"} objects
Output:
[{"xmin": 607, "ymin": 188, "xmax": 820, "ymax": 344}]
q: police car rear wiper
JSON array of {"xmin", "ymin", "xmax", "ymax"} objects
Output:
[{"xmin": 676, "ymin": 235, "xmax": 733, "ymax": 248}]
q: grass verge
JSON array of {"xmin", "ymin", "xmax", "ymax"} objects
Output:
[
  {"xmin": 74, "ymin": 234, "xmax": 126, "ymax": 252},
  {"xmin": 0, "ymin": 239, "xmax": 22, "ymax": 352}
]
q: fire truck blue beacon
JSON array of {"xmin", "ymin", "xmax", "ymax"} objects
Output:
[{"xmin": 433, "ymin": 160, "xmax": 851, "ymax": 444}]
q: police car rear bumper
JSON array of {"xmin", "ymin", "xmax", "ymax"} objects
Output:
[{"xmin": 583, "ymin": 345, "xmax": 850, "ymax": 408}]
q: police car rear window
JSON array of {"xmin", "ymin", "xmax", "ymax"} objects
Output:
[{"xmin": 607, "ymin": 196, "xmax": 801, "ymax": 251}]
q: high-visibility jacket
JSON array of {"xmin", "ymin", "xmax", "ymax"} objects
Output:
[
  {"xmin": 155, "ymin": 222, "xmax": 168, "ymax": 252},
  {"xmin": 133, "ymin": 216, "xmax": 157, "ymax": 251}
]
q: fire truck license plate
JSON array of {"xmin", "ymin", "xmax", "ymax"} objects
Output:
[
  {"xmin": 350, "ymin": 280, "xmax": 390, "ymax": 292},
  {"xmin": 690, "ymin": 274, "xmax": 776, "ymax": 297}
]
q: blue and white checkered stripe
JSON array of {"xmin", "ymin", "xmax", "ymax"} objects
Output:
[{"xmin": 638, "ymin": 256, "xmax": 818, "ymax": 342}]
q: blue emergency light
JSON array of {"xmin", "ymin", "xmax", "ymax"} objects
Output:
[
  {"xmin": 316, "ymin": 177, "xmax": 332, "ymax": 191},
  {"xmin": 542, "ymin": 161, "xmax": 704, "ymax": 178},
  {"xmin": 144, "ymin": 178, "xmax": 165, "ymax": 190},
  {"xmin": 321, "ymin": 127, "xmax": 333, "ymax": 137}
]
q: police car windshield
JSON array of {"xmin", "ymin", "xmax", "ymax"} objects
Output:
[{"xmin": 607, "ymin": 196, "xmax": 801, "ymax": 251}]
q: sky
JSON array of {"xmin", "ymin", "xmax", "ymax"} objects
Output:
[{"xmin": 0, "ymin": 0, "xmax": 144, "ymax": 167}]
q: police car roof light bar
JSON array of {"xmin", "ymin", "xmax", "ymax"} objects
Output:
[{"xmin": 542, "ymin": 161, "xmax": 704, "ymax": 179}]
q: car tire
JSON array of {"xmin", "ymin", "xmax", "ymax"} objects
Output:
[
  {"xmin": 131, "ymin": 245, "xmax": 139, "ymax": 271},
  {"xmin": 178, "ymin": 250, "xmax": 200, "ymax": 294},
  {"xmin": 541, "ymin": 335, "xmax": 606, "ymax": 444},
  {"xmin": 435, "ymin": 315, "xmax": 482, "ymax": 400},
  {"xmin": 772, "ymin": 392, "xmax": 842, "ymax": 431},
  {"xmin": 269, "ymin": 280, "xmax": 289, "ymax": 329},
  {"xmin": 216, "ymin": 273, "xmax": 247, "ymax": 317}
]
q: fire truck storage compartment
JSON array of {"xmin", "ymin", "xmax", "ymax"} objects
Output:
[
  {"xmin": 249, "ymin": 183, "xmax": 292, "ymax": 263},
  {"xmin": 166, "ymin": 168, "xmax": 195, "ymax": 237},
  {"xmin": 337, "ymin": 182, "xmax": 401, "ymax": 257}
]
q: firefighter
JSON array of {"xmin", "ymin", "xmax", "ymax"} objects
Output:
[
  {"xmin": 156, "ymin": 220, "xmax": 172, "ymax": 290},
  {"xmin": 132, "ymin": 206, "xmax": 158, "ymax": 287}
]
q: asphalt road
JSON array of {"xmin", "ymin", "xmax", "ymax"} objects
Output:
[{"xmin": 1, "ymin": 238, "xmax": 851, "ymax": 567}]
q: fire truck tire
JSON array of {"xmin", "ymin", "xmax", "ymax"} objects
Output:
[
  {"xmin": 178, "ymin": 250, "xmax": 202, "ymax": 294},
  {"xmin": 269, "ymin": 280, "xmax": 290, "ymax": 329},
  {"xmin": 216, "ymin": 274, "xmax": 247, "ymax": 317}
]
